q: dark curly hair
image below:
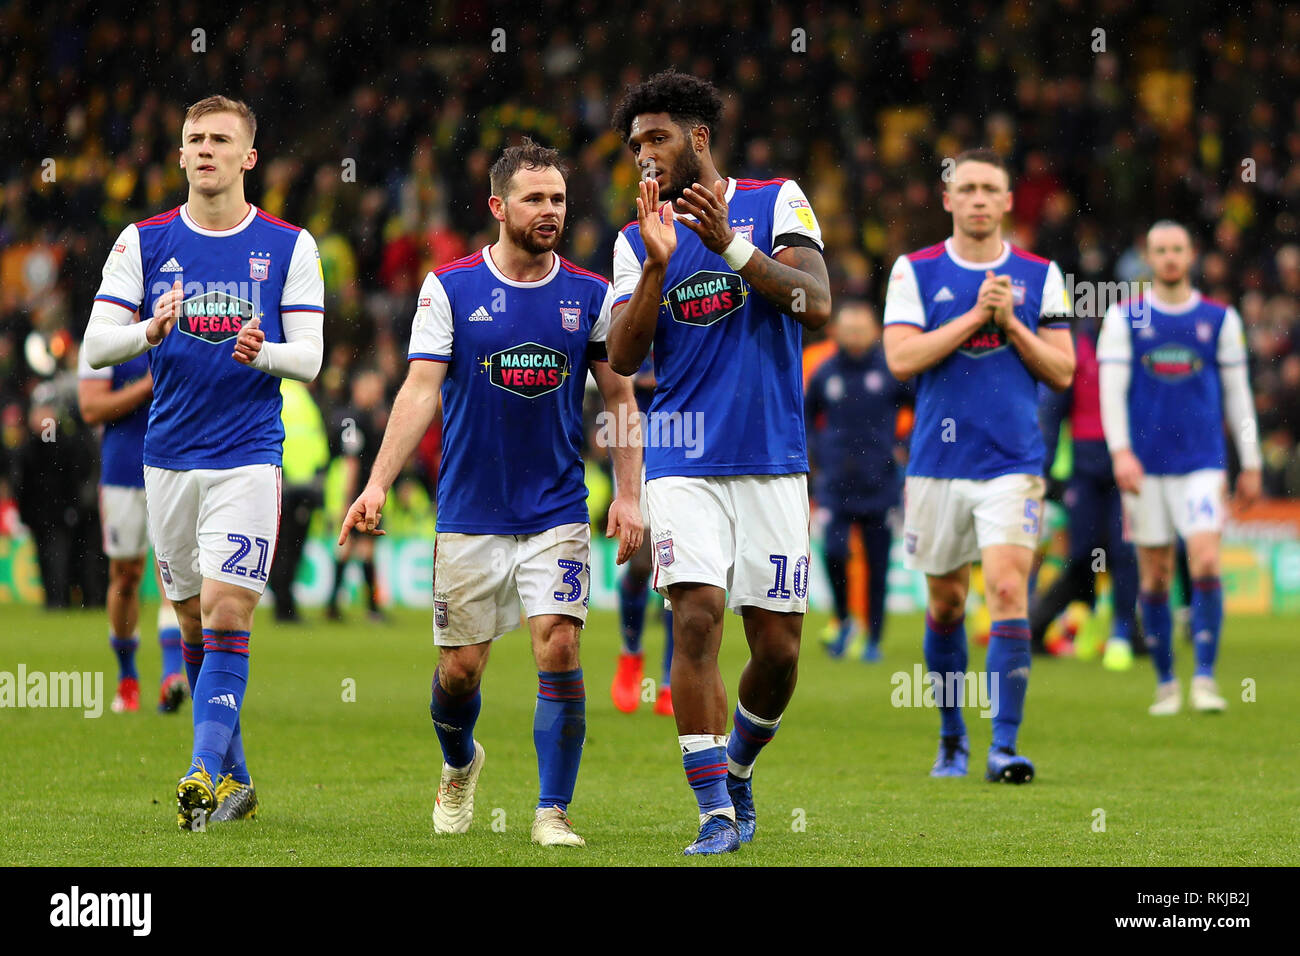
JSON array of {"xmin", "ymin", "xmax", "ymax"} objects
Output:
[
  {"xmin": 489, "ymin": 137, "xmax": 568, "ymax": 198},
  {"xmin": 611, "ymin": 70, "xmax": 724, "ymax": 142}
]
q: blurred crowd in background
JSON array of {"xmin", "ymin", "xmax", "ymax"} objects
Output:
[{"xmin": 1, "ymin": 0, "xmax": 1298, "ymax": 606}]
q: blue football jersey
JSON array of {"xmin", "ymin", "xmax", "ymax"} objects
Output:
[
  {"xmin": 78, "ymin": 347, "xmax": 150, "ymax": 488},
  {"xmin": 1096, "ymin": 291, "xmax": 1244, "ymax": 475},
  {"xmin": 612, "ymin": 177, "xmax": 823, "ymax": 479},
  {"xmin": 408, "ymin": 247, "xmax": 613, "ymax": 535},
  {"xmin": 92, "ymin": 204, "xmax": 324, "ymax": 470},
  {"xmin": 883, "ymin": 239, "xmax": 1072, "ymax": 481}
]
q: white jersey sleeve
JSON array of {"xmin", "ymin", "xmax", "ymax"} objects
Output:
[
  {"xmin": 882, "ymin": 256, "xmax": 925, "ymax": 328},
  {"xmin": 1095, "ymin": 302, "xmax": 1132, "ymax": 363},
  {"xmin": 612, "ymin": 231, "xmax": 642, "ymax": 304},
  {"xmin": 95, "ymin": 225, "xmax": 145, "ymax": 314},
  {"xmin": 590, "ymin": 284, "xmax": 614, "ymax": 349},
  {"xmin": 83, "ymin": 225, "xmax": 152, "ymax": 369},
  {"xmin": 1216, "ymin": 306, "xmax": 1248, "ymax": 366},
  {"xmin": 250, "ymin": 229, "xmax": 324, "ymax": 382},
  {"xmin": 1040, "ymin": 261, "xmax": 1072, "ymax": 321},
  {"xmin": 1097, "ymin": 302, "xmax": 1133, "ymax": 453},
  {"xmin": 770, "ymin": 180, "xmax": 824, "ymax": 255},
  {"xmin": 1216, "ymin": 306, "xmax": 1261, "ymax": 469},
  {"xmin": 408, "ymin": 271, "xmax": 454, "ymax": 361}
]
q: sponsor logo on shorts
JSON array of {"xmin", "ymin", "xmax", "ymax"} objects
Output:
[
  {"xmin": 158, "ymin": 560, "xmax": 173, "ymax": 585},
  {"xmin": 487, "ymin": 341, "xmax": 569, "ymax": 398},
  {"xmin": 434, "ymin": 600, "xmax": 449, "ymax": 629},
  {"xmin": 656, "ymin": 536, "xmax": 675, "ymax": 567},
  {"xmin": 905, "ymin": 532, "xmax": 918, "ymax": 554}
]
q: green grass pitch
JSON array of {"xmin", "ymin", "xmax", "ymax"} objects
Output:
[{"xmin": 2, "ymin": 603, "xmax": 1296, "ymax": 866}]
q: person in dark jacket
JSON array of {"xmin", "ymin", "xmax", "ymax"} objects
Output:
[{"xmin": 806, "ymin": 301, "xmax": 913, "ymax": 661}]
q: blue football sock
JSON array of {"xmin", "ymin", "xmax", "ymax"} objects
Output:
[
  {"xmin": 987, "ymin": 619, "xmax": 1031, "ymax": 752},
  {"xmin": 619, "ymin": 576, "xmax": 648, "ymax": 654},
  {"xmin": 535, "ymin": 669, "xmax": 585, "ymax": 811},
  {"xmin": 1112, "ymin": 613, "xmax": 1134, "ymax": 645},
  {"xmin": 110, "ymin": 634, "xmax": 139, "ymax": 682},
  {"xmin": 159, "ymin": 629, "xmax": 184, "ymax": 679},
  {"xmin": 181, "ymin": 641, "xmax": 204, "ymax": 695},
  {"xmin": 1140, "ymin": 591, "xmax": 1174, "ymax": 683},
  {"xmin": 189, "ymin": 630, "xmax": 249, "ymax": 778},
  {"xmin": 1191, "ymin": 577, "xmax": 1223, "ymax": 678},
  {"xmin": 661, "ymin": 609, "xmax": 674, "ymax": 688},
  {"xmin": 681, "ymin": 736, "xmax": 731, "ymax": 817},
  {"xmin": 726, "ymin": 701, "xmax": 780, "ymax": 778},
  {"xmin": 429, "ymin": 669, "xmax": 481, "ymax": 770},
  {"xmin": 923, "ymin": 612, "xmax": 967, "ymax": 738}
]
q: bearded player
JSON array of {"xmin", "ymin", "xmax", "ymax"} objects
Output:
[
  {"xmin": 608, "ymin": 71, "xmax": 831, "ymax": 855},
  {"xmin": 882, "ymin": 149, "xmax": 1075, "ymax": 783},
  {"xmin": 1097, "ymin": 220, "xmax": 1261, "ymax": 715},
  {"xmin": 340, "ymin": 139, "xmax": 643, "ymax": 848},
  {"xmin": 83, "ymin": 95, "xmax": 325, "ymax": 828}
]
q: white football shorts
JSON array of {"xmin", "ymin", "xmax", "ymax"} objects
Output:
[
  {"xmin": 99, "ymin": 484, "xmax": 151, "ymax": 559},
  {"xmin": 432, "ymin": 522, "xmax": 591, "ymax": 646},
  {"xmin": 1122, "ymin": 468, "xmax": 1226, "ymax": 547},
  {"xmin": 144, "ymin": 463, "xmax": 282, "ymax": 601},
  {"xmin": 902, "ymin": 473, "xmax": 1046, "ymax": 575},
  {"xmin": 645, "ymin": 473, "xmax": 810, "ymax": 615}
]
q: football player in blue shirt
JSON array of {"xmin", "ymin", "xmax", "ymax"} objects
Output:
[
  {"xmin": 340, "ymin": 140, "xmax": 643, "ymax": 848},
  {"xmin": 84, "ymin": 95, "xmax": 325, "ymax": 828},
  {"xmin": 806, "ymin": 300, "xmax": 913, "ymax": 662},
  {"xmin": 882, "ymin": 149, "xmax": 1075, "ymax": 784},
  {"xmin": 77, "ymin": 349, "xmax": 188, "ymax": 714},
  {"xmin": 1097, "ymin": 220, "xmax": 1261, "ymax": 715},
  {"xmin": 607, "ymin": 71, "xmax": 831, "ymax": 855}
]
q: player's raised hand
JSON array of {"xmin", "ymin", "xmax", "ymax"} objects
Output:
[
  {"xmin": 1111, "ymin": 448, "xmax": 1145, "ymax": 495},
  {"xmin": 146, "ymin": 280, "xmax": 184, "ymax": 345},
  {"xmin": 637, "ymin": 177, "xmax": 677, "ymax": 266},
  {"xmin": 232, "ymin": 314, "xmax": 265, "ymax": 365},
  {"xmin": 605, "ymin": 495, "xmax": 644, "ymax": 565},
  {"xmin": 675, "ymin": 179, "xmax": 733, "ymax": 254},
  {"xmin": 338, "ymin": 484, "xmax": 387, "ymax": 545},
  {"xmin": 1233, "ymin": 468, "xmax": 1262, "ymax": 511}
]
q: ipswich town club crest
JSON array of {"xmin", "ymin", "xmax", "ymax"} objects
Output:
[
  {"xmin": 249, "ymin": 257, "xmax": 270, "ymax": 281},
  {"xmin": 560, "ymin": 307, "xmax": 581, "ymax": 332},
  {"xmin": 656, "ymin": 536, "xmax": 675, "ymax": 567},
  {"xmin": 434, "ymin": 600, "xmax": 449, "ymax": 629}
]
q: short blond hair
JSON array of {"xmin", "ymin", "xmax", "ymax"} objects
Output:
[{"xmin": 184, "ymin": 95, "xmax": 257, "ymax": 144}]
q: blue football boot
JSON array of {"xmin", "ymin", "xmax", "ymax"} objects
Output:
[
  {"xmin": 986, "ymin": 746, "xmax": 1035, "ymax": 784},
  {"xmin": 930, "ymin": 735, "xmax": 969, "ymax": 777},
  {"xmin": 683, "ymin": 814, "xmax": 741, "ymax": 856}
]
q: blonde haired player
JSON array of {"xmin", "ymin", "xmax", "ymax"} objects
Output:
[{"xmin": 83, "ymin": 95, "xmax": 324, "ymax": 828}]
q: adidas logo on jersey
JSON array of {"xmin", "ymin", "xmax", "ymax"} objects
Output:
[
  {"xmin": 933, "ymin": 286, "xmax": 954, "ymax": 302},
  {"xmin": 468, "ymin": 306, "xmax": 493, "ymax": 322},
  {"xmin": 160, "ymin": 258, "xmax": 184, "ymax": 273},
  {"xmin": 206, "ymin": 693, "xmax": 238, "ymax": 710}
]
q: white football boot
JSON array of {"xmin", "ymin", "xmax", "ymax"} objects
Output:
[
  {"xmin": 1148, "ymin": 679, "xmax": 1181, "ymax": 716},
  {"xmin": 1190, "ymin": 676, "xmax": 1227, "ymax": 713},
  {"xmin": 531, "ymin": 805, "xmax": 586, "ymax": 847},
  {"xmin": 432, "ymin": 741, "xmax": 485, "ymax": 834}
]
